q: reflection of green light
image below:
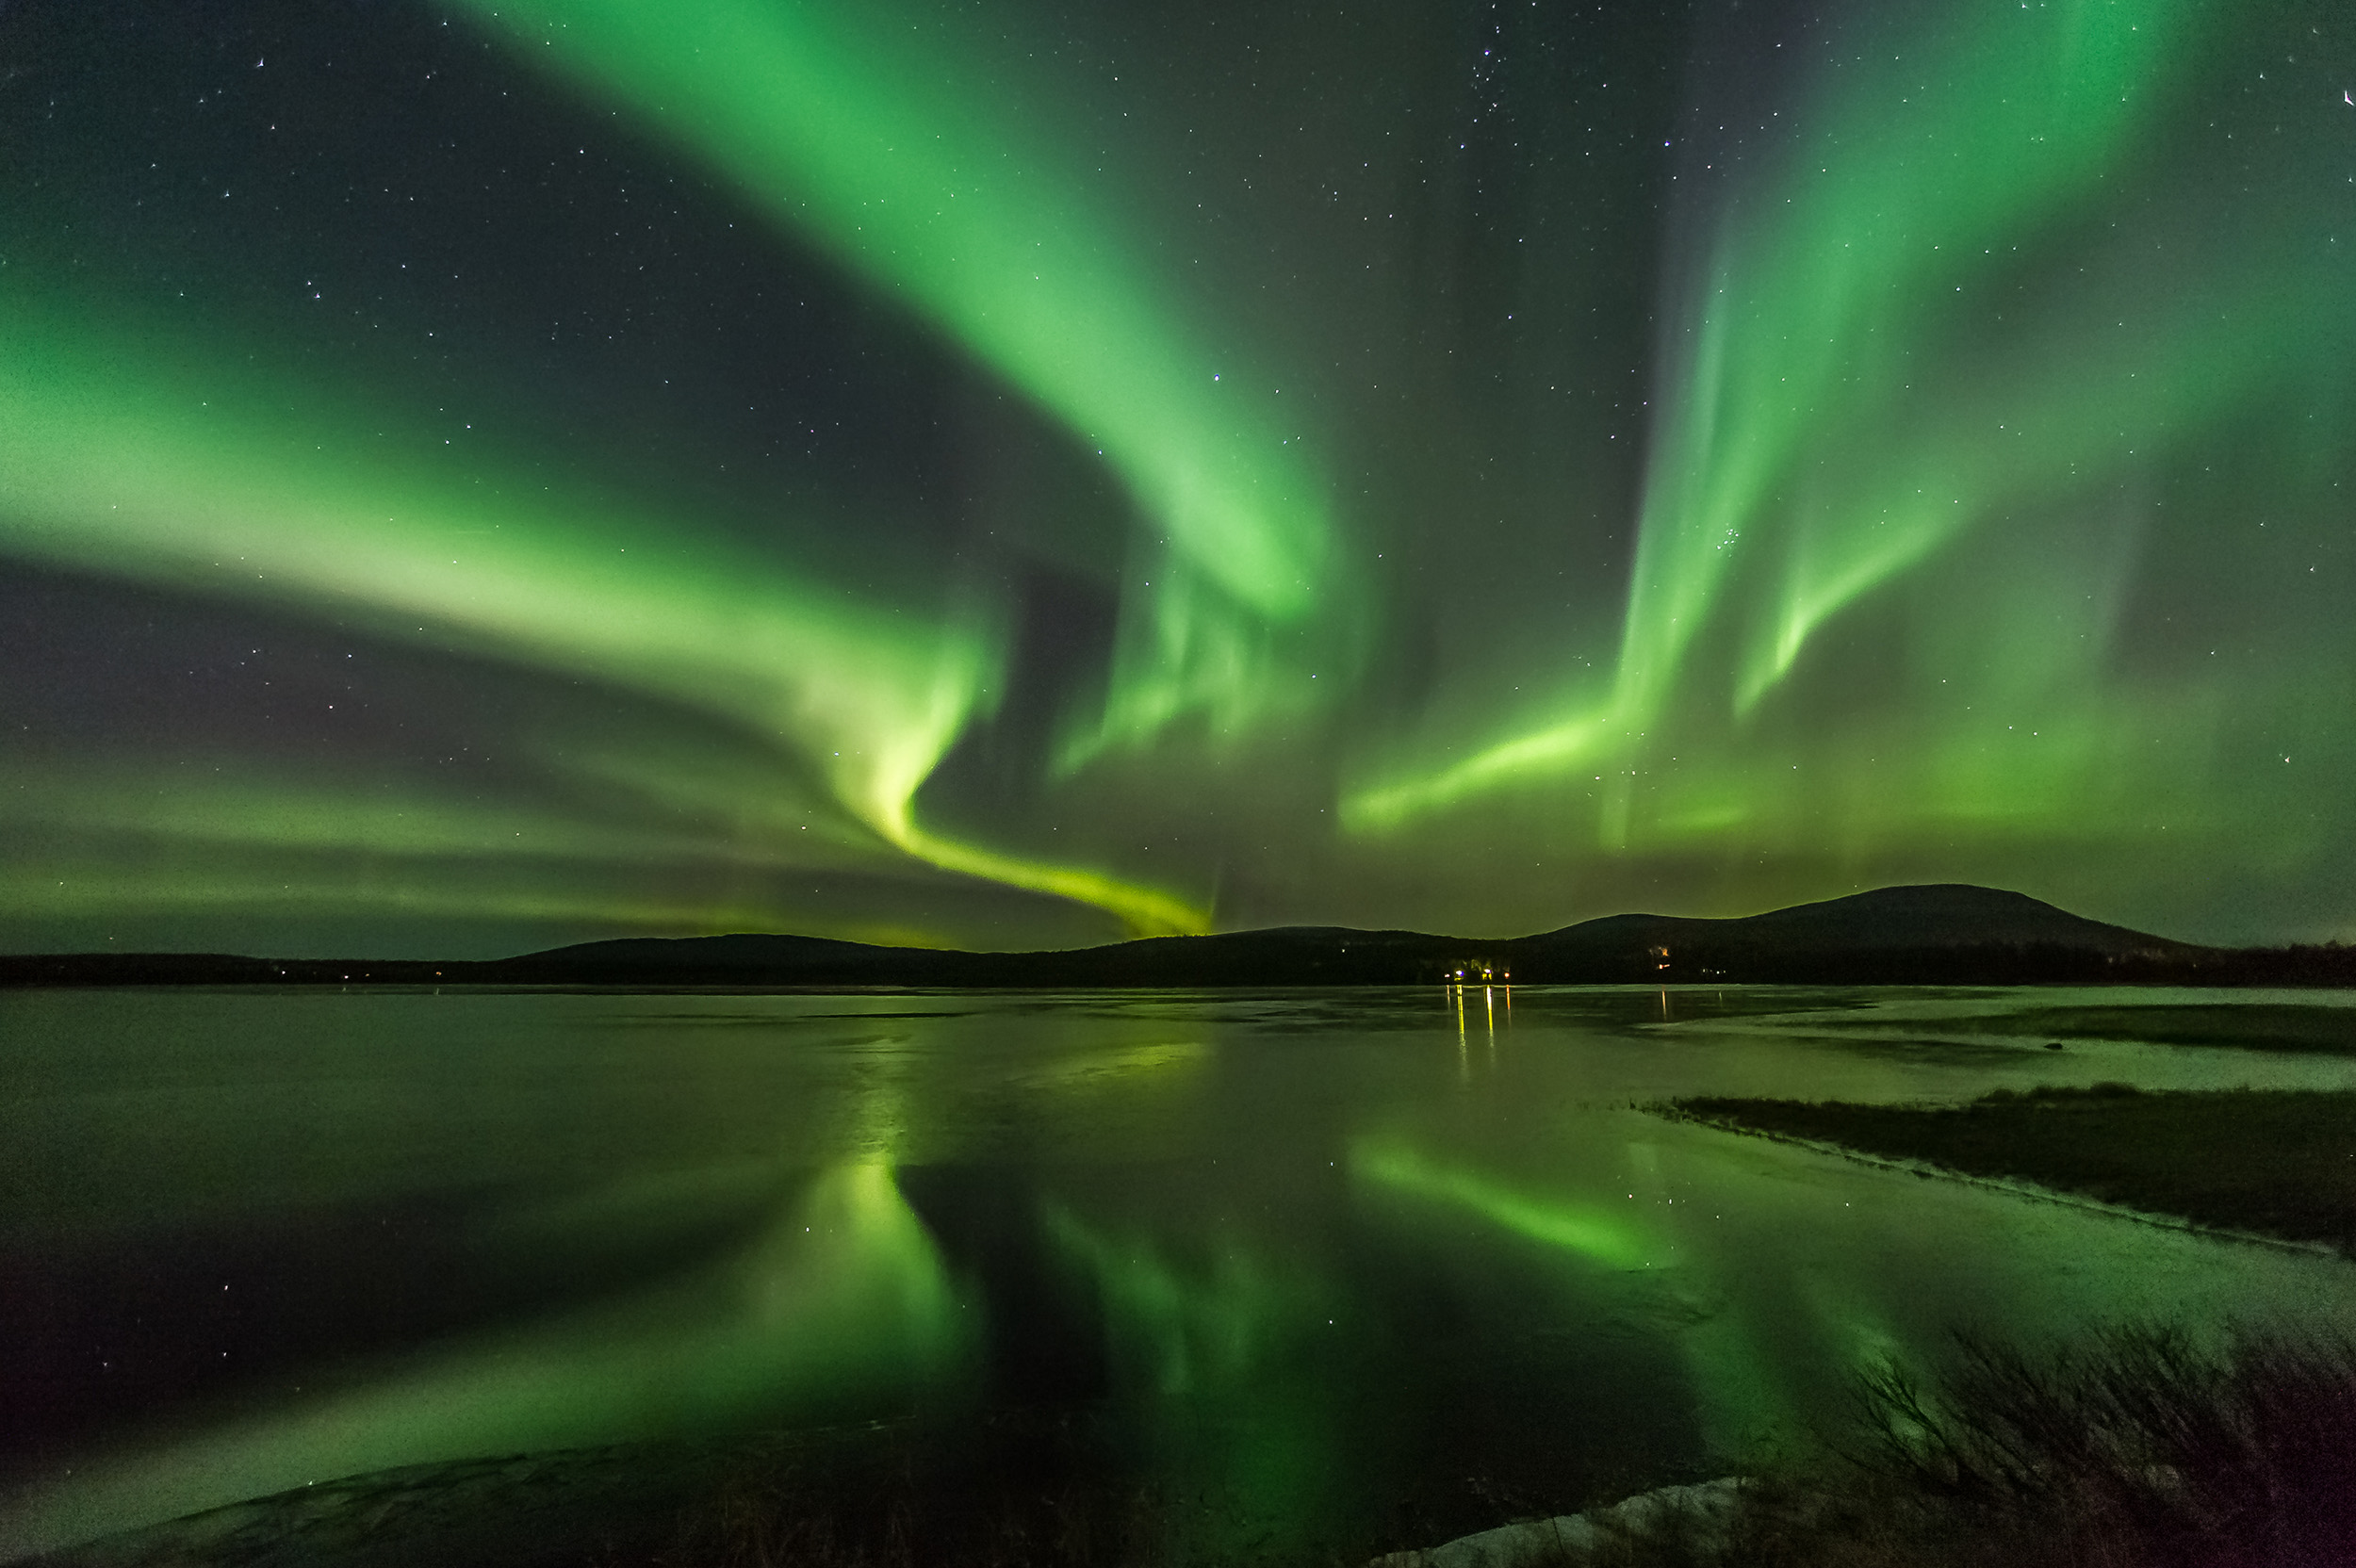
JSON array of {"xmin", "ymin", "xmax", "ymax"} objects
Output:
[
  {"xmin": 1350, "ymin": 1142, "xmax": 1655, "ymax": 1271},
  {"xmin": 0, "ymin": 1160, "xmax": 968, "ymax": 1560},
  {"xmin": 1049, "ymin": 1208, "xmax": 1288, "ymax": 1396},
  {"xmin": 1044, "ymin": 1205, "xmax": 1336, "ymax": 1549},
  {"xmin": 0, "ymin": 295, "xmax": 1205, "ymax": 935},
  {"xmin": 451, "ymin": 0, "xmax": 1341, "ymax": 757},
  {"xmin": 1021, "ymin": 1040, "xmax": 1209, "ymax": 1095}
]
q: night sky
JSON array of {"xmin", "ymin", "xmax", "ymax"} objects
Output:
[{"xmin": 2, "ymin": 0, "xmax": 2351, "ymax": 957}]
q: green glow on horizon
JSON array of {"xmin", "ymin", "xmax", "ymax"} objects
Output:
[{"xmin": 0, "ymin": 755, "xmax": 991, "ymax": 951}]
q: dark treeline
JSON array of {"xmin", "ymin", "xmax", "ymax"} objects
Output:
[{"xmin": 6, "ymin": 938, "xmax": 2355, "ymax": 990}]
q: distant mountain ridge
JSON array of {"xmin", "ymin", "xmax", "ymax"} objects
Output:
[
  {"xmin": 508, "ymin": 883, "xmax": 2196, "ymax": 987},
  {"xmin": 1533, "ymin": 884, "xmax": 2190, "ymax": 960},
  {"xmin": 3, "ymin": 884, "xmax": 2299, "ymax": 988}
]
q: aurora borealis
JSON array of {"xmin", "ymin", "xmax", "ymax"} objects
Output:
[{"xmin": 3, "ymin": 0, "xmax": 2352, "ymax": 955}]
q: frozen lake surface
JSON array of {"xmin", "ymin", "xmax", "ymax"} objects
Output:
[{"xmin": 6, "ymin": 984, "xmax": 2356, "ymax": 1560}]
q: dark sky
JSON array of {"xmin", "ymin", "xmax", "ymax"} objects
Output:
[{"xmin": 2, "ymin": 0, "xmax": 2352, "ymax": 956}]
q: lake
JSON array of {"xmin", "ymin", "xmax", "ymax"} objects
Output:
[{"xmin": 6, "ymin": 985, "xmax": 2356, "ymax": 1561}]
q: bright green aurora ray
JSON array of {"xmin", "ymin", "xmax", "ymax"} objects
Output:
[{"xmin": 450, "ymin": 0, "xmax": 1347, "ymax": 766}]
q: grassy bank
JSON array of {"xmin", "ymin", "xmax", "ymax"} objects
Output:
[
  {"xmin": 1584, "ymin": 1327, "xmax": 2356, "ymax": 1568},
  {"xmin": 639, "ymin": 1330, "xmax": 2356, "ymax": 1567},
  {"xmin": 1815, "ymin": 1002, "xmax": 2356, "ymax": 1054},
  {"xmin": 1667, "ymin": 1086, "xmax": 2356, "ymax": 1251}
]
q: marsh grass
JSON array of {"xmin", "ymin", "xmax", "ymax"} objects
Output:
[
  {"xmin": 1849, "ymin": 1327, "xmax": 2356, "ymax": 1560},
  {"xmin": 1721, "ymin": 1326, "xmax": 2356, "ymax": 1568},
  {"xmin": 1669, "ymin": 1086, "xmax": 2356, "ymax": 1251},
  {"xmin": 644, "ymin": 1328, "xmax": 2356, "ymax": 1567},
  {"xmin": 1472, "ymin": 1327, "xmax": 2356, "ymax": 1568}
]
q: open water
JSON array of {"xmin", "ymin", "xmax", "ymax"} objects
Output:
[{"xmin": 5, "ymin": 985, "xmax": 2356, "ymax": 1560}]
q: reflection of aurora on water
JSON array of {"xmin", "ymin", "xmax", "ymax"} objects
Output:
[
  {"xmin": 1350, "ymin": 1136, "xmax": 1805, "ymax": 1459},
  {"xmin": 9, "ymin": 988, "xmax": 2356, "ymax": 1559},
  {"xmin": 0, "ymin": 1161, "xmax": 973, "ymax": 1560},
  {"xmin": 2, "ymin": 0, "xmax": 2352, "ymax": 955},
  {"xmin": 1042, "ymin": 1205, "xmax": 1348, "ymax": 1548}
]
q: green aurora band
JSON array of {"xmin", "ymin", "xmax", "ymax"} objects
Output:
[
  {"xmin": 0, "ymin": 293, "xmax": 1207, "ymax": 936},
  {"xmin": 450, "ymin": 0, "xmax": 1352, "ymax": 770},
  {"xmin": 1344, "ymin": 0, "xmax": 2352, "ymax": 842},
  {"xmin": 0, "ymin": 0, "xmax": 2350, "ymax": 948}
]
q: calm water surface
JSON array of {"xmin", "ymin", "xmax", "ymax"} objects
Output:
[{"xmin": 5, "ymin": 984, "xmax": 2356, "ymax": 1559}]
